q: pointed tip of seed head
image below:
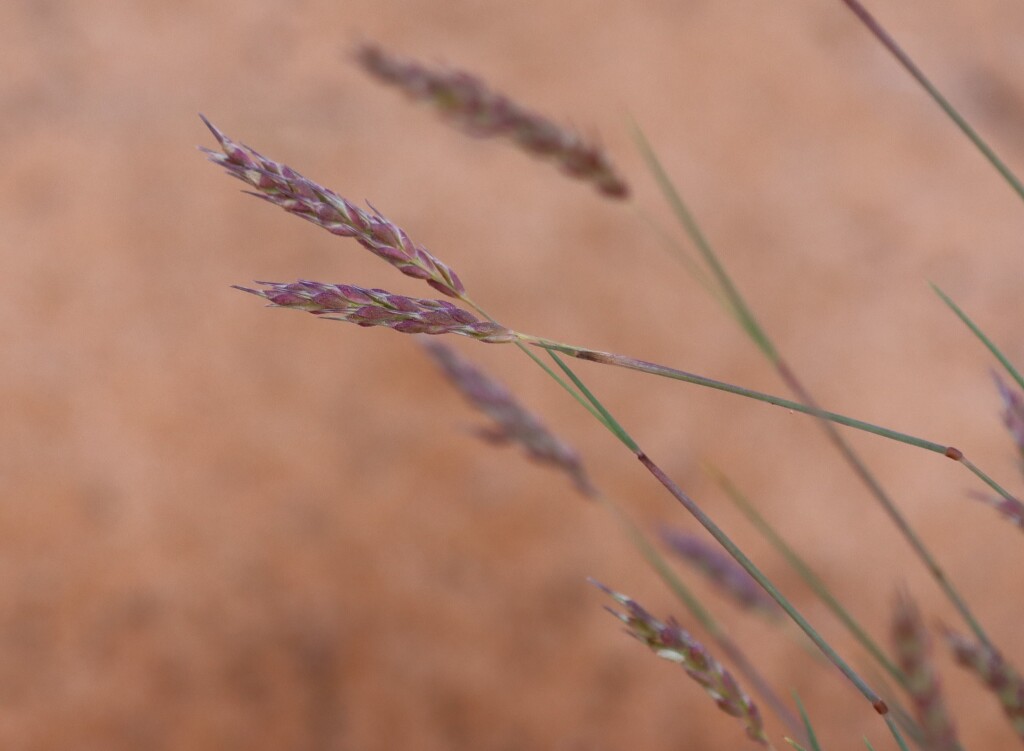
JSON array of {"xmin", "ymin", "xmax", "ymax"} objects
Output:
[
  {"xmin": 587, "ymin": 578, "xmax": 620, "ymax": 600},
  {"xmin": 351, "ymin": 39, "xmax": 376, "ymax": 61},
  {"xmin": 198, "ymin": 113, "xmax": 227, "ymax": 145},
  {"xmin": 231, "ymin": 284, "xmax": 265, "ymax": 297}
]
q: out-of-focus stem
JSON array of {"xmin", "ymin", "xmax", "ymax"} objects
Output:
[{"xmin": 837, "ymin": 0, "xmax": 1024, "ymax": 203}]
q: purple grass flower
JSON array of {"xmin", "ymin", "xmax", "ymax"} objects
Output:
[
  {"xmin": 421, "ymin": 340, "xmax": 596, "ymax": 497},
  {"xmin": 591, "ymin": 579, "xmax": 770, "ymax": 746},
  {"xmin": 235, "ymin": 281, "xmax": 515, "ymax": 343},
  {"xmin": 659, "ymin": 528, "xmax": 781, "ymax": 617},
  {"xmin": 355, "ymin": 43, "xmax": 629, "ymax": 200},
  {"xmin": 201, "ymin": 115, "xmax": 465, "ymax": 298}
]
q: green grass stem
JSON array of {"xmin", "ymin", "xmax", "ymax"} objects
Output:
[
  {"xmin": 518, "ymin": 334, "xmax": 949, "ymax": 453},
  {"xmin": 883, "ymin": 713, "xmax": 912, "ymax": 751},
  {"xmin": 794, "ymin": 693, "xmax": 823, "ymax": 751},
  {"xmin": 637, "ymin": 453, "xmax": 888, "ymax": 715},
  {"xmin": 837, "ymin": 0, "xmax": 1024, "ymax": 204},
  {"xmin": 709, "ymin": 467, "xmax": 906, "ymax": 687},
  {"xmin": 629, "ymin": 123, "xmax": 994, "ymax": 651},
  {"xmin": 931, "ymin": 284, "xmax": 1024, "ymax": 391},
  {"xmin": 537, "ymin": 327, "xmax": 889, "ymax": 716}
]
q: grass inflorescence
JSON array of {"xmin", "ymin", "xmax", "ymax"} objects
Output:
[{"xmin": 355, "ymin": 42, "xmax": 629, "ymax": 199}]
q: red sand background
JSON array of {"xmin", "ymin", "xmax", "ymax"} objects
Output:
[{"xmin": 4, "ymin": 1, "xmax": 1024, "ymax": 748}]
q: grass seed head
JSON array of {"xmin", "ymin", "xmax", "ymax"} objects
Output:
[
  {"xmin": 355, "ymin": 43, "xmax": 630, "ymax": 200},
  {"xmin": 660, "ymin": 528, "xmax": 781, "ymax": 617},
  {"xmin": 421, "ymin": 340, "xmax": 597, "ymax": 497},
  {"xmin": 235, "ymin": 281, "xmax": 514, "ymax": 342},
  {"xmin": 942, "ymin": 627, "xmax": 1024, "ymax": 740},
  {"xmin": 590, "ymin": 579, "xmax": 770, "ymax": 746},
  {"xmin": 891, "ymin": 592, "xmax": 959, "ymax": 751},
  {"xmin": 201, "ymin": 115, "xmax": 465, "ymax": 298}
]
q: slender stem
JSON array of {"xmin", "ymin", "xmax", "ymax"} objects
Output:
[
  {"xmin": 710, "ymin": 466, "xmax": 907, "ymax": 687},
  {"xmin": 522, "ymin": 325, "xmax": 996, "ymax": 648},
  {"xmin": 959, "ymin": 454, "xmax": 1017, "ymax": 502},
  {"xmin": 546, "ymin": 349, "xmax": 639, "ymax": 453},
  {"xmin": 469, "ymin": 292, "xmax": 889, "ymax": 718},
  {"xmin": 460, "ymin": 300, "xmax": 804, "ymax": 737},
  {"xmin": 633, "ymin": 206, "xmax": 721, "ymax": 300},
  {"xmin": 521, "ymin": 333, "xmax": 1017, "ymax": 511},
  {"xmin": 837, "ymin": 0, "xmax": 1024, "ymax": 204},
  {"xmin": 630, "ymin": 119, "xmax": 778, "ymax": 360},
  {"xmin": 864, "ymin": 669, "xmax": 931, "ymax": 750},
  {"xmin": 465, "ymin": 295, "xmax": 819, "ymax": 732},
  {"xmin": 793, "ymin": 693, "xmax": 823, "ymax": 751},
  {"xmin": 494, "ymin": 316, "xmax": 805, "ymax": 736},
  {"xmin": 519, "ymin": 334, "xmax": 949, "ymax": 453},
  {"xmin": 459, "ymin": 294, "xmax": 611, "ymax": 429},
  {"xmin": 542, "ymin": 350, "xmax": 888, "ymax": 715},
  {"xmin": 637, "ymin": 452, "xmax": 889, "ymax": 715},
  {"xmin": 883, "ymin": 712, "xmax": 912, "ymax": 751},
  {"xmin": 775, "ymin": 359, "xmax": 992, "ymax": 649},
  {"xmin": 630, "ymin": 123, "xmax": 996, "ymax": 650},
  {"xmin": 931, "ymin": 283, "xmax": 1024, "ymax": 391},
  {"xmin": 513, "ymin": 339, "xmax": 609, "ymax": 426}
]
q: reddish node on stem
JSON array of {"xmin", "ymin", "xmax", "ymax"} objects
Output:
[
  {"xmin": 944, "ymin": 446, "xmax": 964, "ymax": 460},
  {"xmin": 873, "ymin": 699, "xmax": 889, "ymax": 715}
]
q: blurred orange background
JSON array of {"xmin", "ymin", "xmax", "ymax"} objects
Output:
[{"xmin": 4, "ymin": 1, "xmax": 1024, "ymax": 748}]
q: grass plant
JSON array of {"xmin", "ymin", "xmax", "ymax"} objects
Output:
[{"xmin": 206, "ymin": 10, "xmax": 1024, "ymax": 747}]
